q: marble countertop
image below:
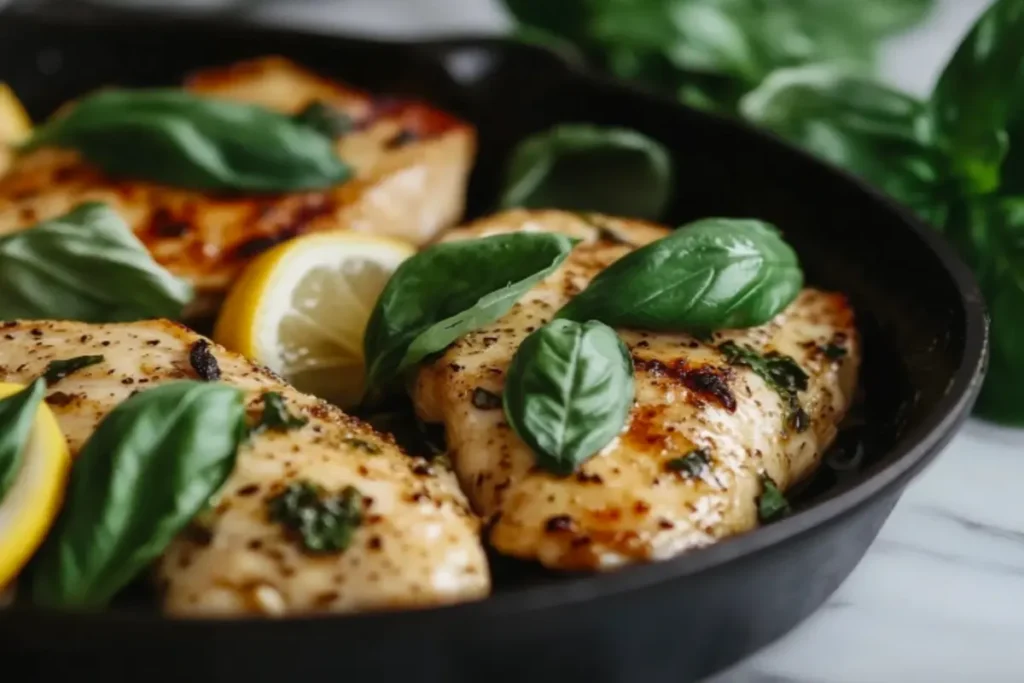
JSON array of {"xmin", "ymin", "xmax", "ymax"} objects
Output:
[{"xmin": 16, "ymin": 0, "xmax": 1021, "ymax": 680}]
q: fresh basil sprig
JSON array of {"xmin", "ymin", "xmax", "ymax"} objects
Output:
[
  {"xmin": 24, "ymin": 89, "xmax": 351, "ymax": 193},
  {"xmin": 928, "ymin": 0, "xmax": 1024, "ymax": 195},
  {"xmin": 363, "ymin": 232, "xmax": 577, "ymax": 396},
  {"xmin": 503, "ymin": 319, "xmax": 634, "ymax": 476},
  {"xmin": 0, "ymin": 202, "xmax": 193, "ymax": 322},
  {"xmin": 500, "ymin": 124, "xmax": 673, "ymax": 221},
  {"xmin": 0, "ymin": 379, "xmax": 45, "ymax": 502},
  {"xmin": 739, "ymin": 64, "xmax": 949, "ymax": 226},
  {"xmin": 557, "ymin": 217, "xmax": 802, "ymax": 332},
  {"xmin": 31, "ymin": 380, "xmax": 247, "ymax": 610},
  {"xmin": 502, "ymin": 0, "xmax": 936, "ymax": 114}
]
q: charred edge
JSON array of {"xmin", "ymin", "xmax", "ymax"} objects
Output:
[
  {"xmin": 634, "ymin": 358, "xmax": 736, "ymax": 412},
  {"xmin": 148, "ymin": 207, "xmax": 191, "ymax": 238},
  {"xmin": 231, "ymin": 195, "xmax": 336, "ymax": 260},
  {"xmin": 189, "ymin": 339, "xmax": 221, "ymax": 381}
]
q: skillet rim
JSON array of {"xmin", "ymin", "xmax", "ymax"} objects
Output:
[{"xmin": 0, "ymin": 13, "xmax": 989, "ymax": 629}]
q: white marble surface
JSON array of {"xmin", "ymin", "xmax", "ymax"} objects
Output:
[{"xmin": 29, "ymin": 0, "xmax": 1024, "ymax": 680}]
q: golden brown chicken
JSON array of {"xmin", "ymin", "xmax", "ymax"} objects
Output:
[
  {"xmin": 413, "ymin": 210, "xmax": 860, "ymax": 571},
  {"xmin": 0, "ymin": 319, "xmax": 490, "ymax": 616},
  {"xmin": 0, "ymin": 57, "xmax": 475, "ymax": 317}
]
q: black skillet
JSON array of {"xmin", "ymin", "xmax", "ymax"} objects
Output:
[{"xmin": 0, "ymin": 12, "xmax": 988, "ymax": 683}]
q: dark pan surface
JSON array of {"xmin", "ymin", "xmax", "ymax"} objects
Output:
[{"xmin": 0, "ymin": 14, "xmax": 988, "ymax": 683}]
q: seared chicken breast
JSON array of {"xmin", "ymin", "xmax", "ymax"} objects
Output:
[
  {"xmin": 0, "ymin": 57, "xmax": 474, "ymax": 317},
  {"xmin": 413, "ymin": 210, "xmax": 860, "ymax": 571},
  {"xmin": 0, "ymin": 319, "xmax": 489, "ymax": 616}
]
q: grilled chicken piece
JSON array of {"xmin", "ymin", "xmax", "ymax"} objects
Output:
[
  {"xmin": 0, "ymin": 57, "xmax": 474, "ymax": 317},
  {"xmin": 413, "ymin": 210, "xmax": 860, "ymax": 571},
  {"xmin": 0, "ymin": 319, "xmax": 489, "ymax": 616}
]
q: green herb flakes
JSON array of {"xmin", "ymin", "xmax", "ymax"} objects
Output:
[
  {"xmin": 267, "ymin": 480, "xmax": 363, "ymax": 554},
  {"xmin": 43, "ymin": 355, "xmax": 105, "ymax": 385}
]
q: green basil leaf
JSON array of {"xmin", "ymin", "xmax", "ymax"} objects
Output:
[
  {"xmin": 928, "ymin": 0, "xmax": 1024, "ymax": 195},
  {"xmin": 363, "ymin": 232, "xmax": 577, "ymax": 395},
  {"xmin": 953, "ymin": 195, "xmax": 1024, "ymax": 424},
  {"xmin": 31, "ymin": 380, "xmax": 247, "ymax": 609},
  {"xmin": 499, "ymin": 124, "xmax": 673, "ymax": 221},
  {"xmin": 0, "ymin": 202, "xmax": 194, "ymax": 322},
  {"xmin": 557, "ymin": 217, "xmax": 802, "ymax": 331},
  {"xmin": 502, "ymin": 0, "xmax": 936, "ymax": 114},
  {"xmin": 503, "ymin": 319, "xmax": 634, "ymax": 476},
  {"xmin": 24, "ymin": 89, "xmax": 351, "ymax": 193},
  {"xmin": 740, "ymin": 64, "xmax": 947, "ymax": 223},
  {"xmin": 0, "ymin": 379, "xmax": 46, "ymax": 502}
]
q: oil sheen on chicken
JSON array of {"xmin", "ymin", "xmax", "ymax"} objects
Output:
[
  {"xmin": 0, "ymin": 57, "xmax": 475, "ymax": 317},
  {"xmin": 412, "ymin": 210, "xmax": 860, "ymax": 571},
  {"xmin": 0, "ymin": 319, "xmax": 489, "ymax": 615}
]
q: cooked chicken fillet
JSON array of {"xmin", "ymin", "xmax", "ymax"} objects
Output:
[
  {"xmin": 0, "ymin": 57, "xmax": 474, "ymax": 317},
  {"xmin": 413, "ymin": 210, "xmax": 860, "ymax": 571},
  {"xmin": 0, "ymin": 319, "xmax": 489, "ymax": 616}
]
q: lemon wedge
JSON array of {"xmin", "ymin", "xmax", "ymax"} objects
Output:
[
  {"xmin": 0, "ymin": 83, "xmax": 31, "ymax": 145},
  {"xmin": 0, "ymin": 382, "xmax": 71, "ymax": 590},
  {"xmin": 215, "ymin": 232, "xmax": 415, "ymax": 408}
]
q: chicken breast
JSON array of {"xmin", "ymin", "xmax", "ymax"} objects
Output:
[
  {"xmin": 0, "ymin": 319, "xmax": 489, "ymax": 616},
  {"xmin": 0, "ymin": 57, "xmax": 474, "ymax": 317},
  {"xmin": 413, "ymin": 210, "xmax": 860, "ymax": 571}
]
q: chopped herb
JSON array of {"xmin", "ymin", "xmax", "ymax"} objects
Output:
[
  {"xmin": 254, "ymin": 392, "xmax": 308, "ymax": 433},
  {"xmin": 823, "ymin": 342, "xmax": 847, "ymax": 360},
  {"xmin": 292, "ymin": 100, "xmax": 355, "ymax": 139},
  {"xmin": 42, "ymin": 355, "xmax": 104, "ymax": 385},
  {"xmin": 267, "ymin": 480, "xmax": 363, "ymax": 553},
  {"xmin": 665, "ymin": 448, "xmax": 711, "ymax": 477},
  {"xmin": 471, "ymin": 387, "xmax": 503, "ymax": 410},
  {"xmin": 757, "ymin": 474, "xmax": 790, "ymax": 523},
  {"xmin": 342, "ymin": 437, "xmax": 381, "ymax": 455},
  {"xmin": 188, "ymin": 340, "xmax": 221, "ymax": 382},
  {"xmin": 719, "ymin": 341, "xmax": 810, "ymax": 432}
]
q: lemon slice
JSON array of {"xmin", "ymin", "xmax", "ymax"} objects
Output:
[
  {"xmin": 215, "ymin": 232, "xmax": 415, "ymax": 408},
  {"xmin": 0, "ymin": 83, "xmax": 31, "ymax": 146},
  {"xmin": 0, "ymin": 382, "xmax": 71, "ymax": 590}
]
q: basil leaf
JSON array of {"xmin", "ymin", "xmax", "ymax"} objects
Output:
[
  {"xmin": 31, "ymin": 380, "xmax": 247, "ymax": 609},
  {"xmin": 500, "ymin": 124, "xmax": 673, "ymax": 221},
  {"xmin": 0, "ymin": 202, "xmax": 193, "ymax": 322},
  {"xmin": 502, "ymin": 0, "xmax": 936, "ymax": 115},
  {"xmin": 503, "ymin": 319, "xmax": 634, "ymax": 476},
  {"xmin": 928, "ymin": 0, "xmax": 1024, "ymax": 195},
  {"xmin": 363, "ymin": 232, "xmax": 576, "ymax": 394},
  {"xmin": 558, "ymin": 218, "xmax": 802, "ymax": 331},
  {"xmin": 740, "ymin": 64, "xmax": 948, "ymax": 224},
  {"xmin": 24, "ymin": 89, "xmax": 351, "ymax": 193},
  {"xmin": 0, "ymin": 379, "xmax": 45, "ymax": 502},
  {"xmin": 953, "ymin": 196, "xmax": 1024, "ymax": 424}
]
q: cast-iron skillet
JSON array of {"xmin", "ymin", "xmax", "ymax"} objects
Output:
[{"xmin": 0, "ymin": 12, "xmax": 988, "ymax": 683}]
